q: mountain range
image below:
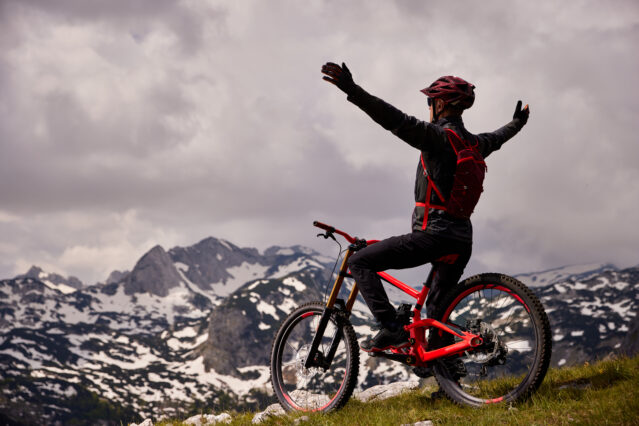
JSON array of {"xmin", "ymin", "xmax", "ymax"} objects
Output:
[{"xmin": 0, "ymin": 236, "xmax": 636, "ymax": 425}]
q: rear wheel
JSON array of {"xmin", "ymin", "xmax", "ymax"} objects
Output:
[
  {"xmin": 270, "ymin": 302, "xmax": 359, "ymax": 412},
  {"xmin": 431, "ymin": 273, "xmax": 551, "ymax": 406}
]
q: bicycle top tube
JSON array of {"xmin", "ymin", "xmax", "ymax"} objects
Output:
[{"xmin": 378, "ymin": 272, "xmax": 421, "ymax": 299}]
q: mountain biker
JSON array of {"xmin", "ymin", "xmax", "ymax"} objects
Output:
[{"xmin": 321, "ymin": 62, "xmax": 530, "ymax": 352}]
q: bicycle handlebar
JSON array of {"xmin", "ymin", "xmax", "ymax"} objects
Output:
[
  {"xmin": 313, "ymin": 221, "xmax": 335, "ymax": 233},
  {"xmin": 313, "ymin": 221, "xmax": 357, "ymax": 244}
]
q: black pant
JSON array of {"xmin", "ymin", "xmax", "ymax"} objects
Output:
[{"xmin": 348, "ymin": 231, "xmax": 472, "ymax": 325}]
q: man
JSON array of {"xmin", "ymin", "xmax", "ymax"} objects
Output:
[{"xmin": 321, "ymin": 62, "xmax": 530, "ymax": 352}]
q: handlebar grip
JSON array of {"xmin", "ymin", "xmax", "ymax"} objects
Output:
[{"xmin": 313, "ymin": 221, "xmax": 335, "ymax": 233}]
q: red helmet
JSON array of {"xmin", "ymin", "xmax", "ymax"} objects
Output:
[{"xmin": 420, "ymin": 76, "xmax": 475, "ymax": 109}]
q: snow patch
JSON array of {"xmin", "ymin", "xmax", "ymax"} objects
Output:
[
  {"xmin": 282, "ymin": 277, "xmax": 306, "ymax": 291},
  {"xmin": 174, "ymin": 262, "xmax": 190, "ymax": 271},
  {"xmin": 269, "ymin": 257, "xmax": 324, "ymax": 279},
  {"xmin": 174, "ymin": 327, "xmax": 198, "ymax": 338},
  {"xmin": 275, "ymin": 248, "xmax": 294, "ymax": 256},
  {"xmin": 608, "ymin": 299, "xmax": 633, "ymax": 318},
  {"xmin": 174, "ymin": 357, "xmax": 270, "ymax": 396},
  {"xmin": 278, "ymin": 297, "xmax": 297, "ymax": 315},
  {"xmin": 219, "ymin": 240, "xmax": 235, "ymax": 251},
  {"xmin": 41, "ymin": 279, "xmax": 76, "ymax": 295},
  {"xmin": 256, "ymin": 300, "xmax": 279, "ymax": 320},
  {"xmin": 211, "ymin": 262, "xmax": 268, "ymax": 297}
]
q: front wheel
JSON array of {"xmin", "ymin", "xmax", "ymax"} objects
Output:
[
  {"xmin": 270, "ymin": 302, "xmax": 359, "ymax": 412},
  {"xmin": 431, "ymin": 273, "xmax": 552, "ymax": 407}
]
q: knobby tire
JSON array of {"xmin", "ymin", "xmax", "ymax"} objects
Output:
[
  {"xmin": 270, "ymin": 302, "xmax": 359, "ymax": 412},
  {"xmin": 430, "ymin": 273, "xmax": 552, "ymax": 407}
]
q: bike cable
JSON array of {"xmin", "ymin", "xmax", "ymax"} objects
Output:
[{"xmin": 322, "ymin": 238, "xmax": 345, "ymax": 305}]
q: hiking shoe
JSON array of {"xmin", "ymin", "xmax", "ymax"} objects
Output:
[{"xmin": 360, "ymin": 326, "xmax": 409, "ymax": 352}]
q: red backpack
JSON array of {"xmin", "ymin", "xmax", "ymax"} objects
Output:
[{"xmin": 419, "ymin": 129, "xmax": 486, "ymax": 226}]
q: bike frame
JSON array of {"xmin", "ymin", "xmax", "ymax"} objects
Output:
[{"xmin": 305, "ymin": 221, "xmax": 483, "ymax": 370}]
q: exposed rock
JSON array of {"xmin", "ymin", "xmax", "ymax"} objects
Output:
[
  {"xmin": 252, "ymin": 403, "xmax": 286, "ymax": 424},
  {"xmin": 354, "ymin": 380, "xmax": 421, "ymax": 403},
  {"xmin": 620, "ymin": 314, "xmax": 639, "ymax": 356},
  {"xmin": 130, "ymin": 419, "xmax": 153, "ymax": 426},
  {"xmin": 105, "ymin": 269, "xmax": 129, "ymax": 284},
  {"xmin": 183, "ymin": 412, "xmax": 232, "ymax": 425},
  {"xmin": 123, "ymin": 245, "xmax": 182, "ymax": 297}
]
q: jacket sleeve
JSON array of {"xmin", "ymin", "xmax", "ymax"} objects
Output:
[
  {"xmin": 476, "ymin": 118, "xmax": 526, "ymax": 158},
  {"xmin": 346, "ymin": 85, "xmax": 447, "ymax": 153}
]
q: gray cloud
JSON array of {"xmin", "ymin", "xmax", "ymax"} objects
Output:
[{"xmin": 1, "ymin": 0, "xmax": 638, "ymax": 283}]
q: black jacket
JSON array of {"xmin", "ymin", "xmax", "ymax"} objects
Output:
[{"xmin": 347, "ymin": 85, "xmax": 526, "ymax": 241}]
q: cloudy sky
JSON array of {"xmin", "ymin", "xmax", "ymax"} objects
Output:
[{"xmin": 1, "ymin": 0, "xmax": 638, "ymax": 284}]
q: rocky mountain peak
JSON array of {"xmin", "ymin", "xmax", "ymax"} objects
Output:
[
  {"xmin": 123, "ymin": 245, "xmax": 182, "ymax": 297},
  {"xmin": 19, "ymin": 265, "xmax": 84, "ymax": 292},
  {"xmin": 105, "ymin": 269, "xmax": 129, "ymax": 285},
  {"xmin": 168, "ymin": 237, "xmax": 262, "ymax": 292}
]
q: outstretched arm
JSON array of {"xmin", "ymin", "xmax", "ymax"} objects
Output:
[
  {"xmin": 477, "ymin": 101, "xmax": 530, "ymax": 158},
  {"xmin": 320, "ymin": 61, "xmax": 445, "ymax": 153}
]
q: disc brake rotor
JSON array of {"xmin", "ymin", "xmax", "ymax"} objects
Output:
[
  {"xmin": 465, "ymin": 321, "xmax": 500, "ymax": 364},
  {"xmin": 295, "ymin": 344, "xmax": 320, "ymax": 385}
]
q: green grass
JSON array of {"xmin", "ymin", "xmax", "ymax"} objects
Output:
[{"xmin": 156, "ymin": 355, "xmax": 639, "ymax": 425}]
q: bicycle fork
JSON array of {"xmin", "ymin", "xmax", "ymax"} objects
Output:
[{"xmin": 304, "ymin": 248, "xmax": 359, "ymax": 370}]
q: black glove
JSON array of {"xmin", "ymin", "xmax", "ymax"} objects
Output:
[
  {"xmin": 321, "ymin": 62, "xmax": 356, "ymax": 95},
  {"xmin": 513, "ymin": 100, "xmax": 530, "ymax": 125}
]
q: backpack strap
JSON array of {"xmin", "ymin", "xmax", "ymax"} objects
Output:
[
  {"xmin": 444, "ymin": 128, "xmax": 471, "ymax": 154},
  {"xmin": 420, "ymin": 154, "xmax": 446, "ymax": 202},
  {"xmin": 417, "ymin": 154, "xmax": 446, "ymax": 230}
]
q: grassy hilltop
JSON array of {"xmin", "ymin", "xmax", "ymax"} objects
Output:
[{"xmin": 160, "ymin": 355, "xmax": 639, "ymax": 425}]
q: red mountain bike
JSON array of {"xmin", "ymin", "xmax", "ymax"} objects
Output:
[{"xmin": 270, "ymin": 222, "xmax": 552, "ymax": 411}]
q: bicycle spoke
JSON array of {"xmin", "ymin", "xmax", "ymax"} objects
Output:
[{"xmin": 286, "ymin": 340, "xmax": 299, "ymax": 354}]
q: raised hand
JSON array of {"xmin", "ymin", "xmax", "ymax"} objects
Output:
[
  {"xmin": 321, "ymin": 62, "xmax": 356, "ymax": 95},
  {"xmin": 513, "ymin": 100, "xmax": 530, "ymax": 125}
]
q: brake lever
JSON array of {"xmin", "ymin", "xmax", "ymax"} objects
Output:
[{"xmin": 317, "ymin": 231, "xmax": 337, "ymax": 242}]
